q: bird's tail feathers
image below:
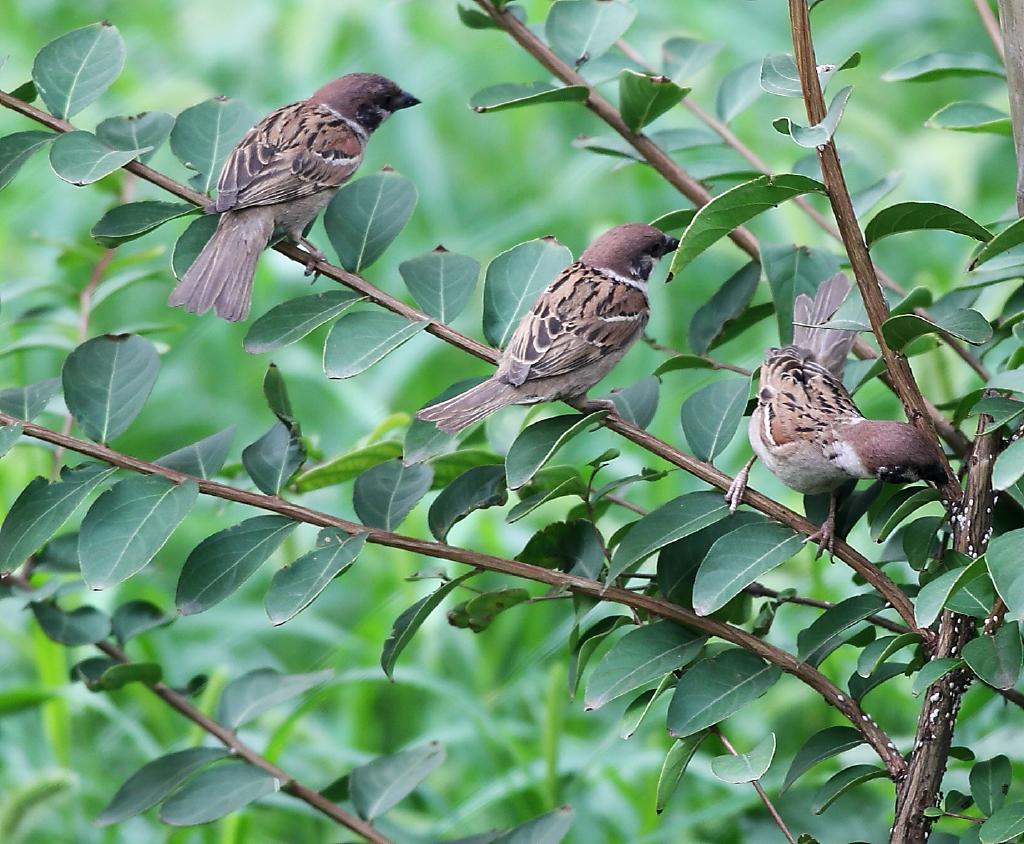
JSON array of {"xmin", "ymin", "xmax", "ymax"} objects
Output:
[
  {"xmin": 415, "ymin": 380, "xmax": 520, "ymax": 433},
  {"xmin": 793, "ymin": 272, "xmax": 855, "ymax": 377},
  {"xmin": 168, "ymin": 208, "xmax": 274, "ymax": 322}
]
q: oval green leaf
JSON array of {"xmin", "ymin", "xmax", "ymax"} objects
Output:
[
  {"xmin": 987, "ymin": 529, "xmax": 1024, "ymax": 623},
  {"xmin": 927, "ymin": 101, "xmax": 1012, "ymax": 134},
  {"xmin": 294, "ymin": 441, "xmax": 403, "ymax": 492},
  {"xmin": 350, "ymin": 741, "xmax": 446, "ymax": 820},
  {"xmin": 618, "ymin": 71, "xmax": 688, "ymax": 131},
  {"xmin": 505, "ymin": 411, "xmax": 606, "ymax": 491},
  {"xmin": 883, "ymin": 51, "xmax": 1004, "ymax": 82},
  {"xmin": 49, "ymin": 131, "xmax": 145, "ymax": 185},
  {"xmin": 353, "ymin": 459, "xmax": 433, "ymax": 530},
  {"xmin": 656, "ymin": 732, "xmax": 708, "ymax": 813},
  {"xmin": 169, "ymin": 97, "xmax": 258, "ymax": 194},
  {"xmin": 811, "ymin": 765, "xmax": 887, "ymax": 814},
  {"xmin": 218, "ymin": 667, "xmax": 333, "ymax": 729},
  {"xmin": 962, "ymin": 623, "xmax": 1023, "ymax": 690},
  {"xmin": 399, "ymin": 247, "xmax": 480, "ymax": 323},
  {"xmin": 428, "ymin": 464, "xmax": 507, "ymax": 541},
  {"xmin": 971, "ymin": 217, "xmax": 1024, "ymax": 269},
  {"xmin": 972, "ymin": 755, "xmax": 1012, "ymax": 816},
  {"xmin": 30, "ymin": 602, "xmax": 110, "ymax": 645},
  {"xmin": 244, "ymin": 290, "xmax": 364, "ymax": 354},
  {"xmin": 545, "ymin": 0, "xmax": 636, "ymax": 65},
  {"xmin": 680, "ymin": 375, "xmax": 750, "ymax": 462},
  {"xmin": 112, "ymin": 600, "xmax": 170, "ymax": 644},
  {"xmin": 493, "ymin": 806, "xmax": 574, "ymax": 844},
  {"xmin": 0, "ymin": 131, "xmax": 56, "ymax": 191},
  {"xmin": 323, "ymin": 311, "xmax": 429, "ymax": 379},
  {"xmin": 159, "ymin": 762, "xmax": 278, "ymax": 826},
  {"xmin": 882, "ymin": 309, "xmax": 992, "ymax": 350},
  {"xmin": 711, "ymin": 733, "xmax": 776, "ymax": 784},
  {"xmin": 96, "ymin": 111, "xmax": 175, "ymax": 164},
  {"xmin": 915, "ymin": 560, "xmax": 986, "ymax": 628},
  {"xmin": 323, "ymin": 171, "xmax": 417, "ymax": 272},
  {"xmin": 797, "ymin": 593, "xmax": 886, "ymax": 664},
  {"xmin": 91, "ymin": 201, "xmax": 197, "ymax": 247},
  {"xmin": 980, "ymin": 803, "xmax": 1024, "ymax": 844},
  {"xmin": 155, "ymin": 427, "xmax": 235, "ymax": 479},
  {"xmin": 782, "ymin": 726, "xmax": 864, "ymax": 793},
  {"xmin": 469, "ymin": 82, "xmax": 589, "ymax": 113},
  {"xmin": 241, "ymin": 421, "xmax": 305, "ymax": 495},
  {"xmin": 865, "ymin": 201, "xmax": 992, "ymax": 248},
  {"xmin": 32, "ymin": 22, "xmax": 126, "ymax": 118},
  {"xmin": 912, "ymin": 657, "xmax": 964, "ymax": 696}
]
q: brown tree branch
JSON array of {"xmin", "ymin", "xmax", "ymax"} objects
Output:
[
  {"xmin": 0, "ymin": 88, "xmax": 930, "ymax": 635},
  {"xmin": 93, "ymin": 641, "xmax": 392, "ymax": 844},
  {"xmin": 999, "ymin": 0, "xmax": 1024, "ymax": 215},
  {"xmin": 786, "ymin": 0, "xmax": 959, "ymax": 504},
  {"xmin": 0, "ymin": 410, "xmax": 907, "ymax": 777}
]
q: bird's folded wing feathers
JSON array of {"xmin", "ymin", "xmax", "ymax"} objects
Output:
[
  {"xmin": 213, "ymin": 102, "xmax": 364, "ymax": 211},
  {"xmin": 500, "ymin": 265, "xmax": 648, "ymax": 386}
]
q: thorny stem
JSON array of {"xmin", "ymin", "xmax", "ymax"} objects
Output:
[
  {"xmin": 713, "ymin": 727, "xmax": 797, "ymax": 844},
  {"xmin": 0, "ymin": 410, "xmax": 908, "ymax": 777},
  {"xmin": 93, "ymin": 642, "xmax": 392, "ymax": 844},
  {"xmin": 786, "ymin": 0, "xmax": 959, "ymax": 506}
]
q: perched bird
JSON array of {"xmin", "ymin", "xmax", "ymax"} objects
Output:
[
  {"xmin": 417, "ymin": 224, "xmax": 679, "ymax": 433},
  {"xmin": 169, "ymin": 73, "xmax": 419, "ymax": 321},
  {"xmin": 724, "ymin": 273, "xmax": 948, "ymax": 555}
]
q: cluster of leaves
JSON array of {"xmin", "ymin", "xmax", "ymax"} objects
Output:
[{"xmin": 3, "ymin": 2, "xmax": 1024, "ymax": 841}]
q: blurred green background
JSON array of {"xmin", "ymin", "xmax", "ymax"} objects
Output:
[{"xmin": 0, "ymin": 0, "xmax": 1018, "ymax": 842}]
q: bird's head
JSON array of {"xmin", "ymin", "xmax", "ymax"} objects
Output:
[
  {"xmin": 311, "ymin": 73, "xmax": 420, "ymax": 133},
  {"xmin": 580, "ymin": 223, "xmax": 679, "ymax": 283}
]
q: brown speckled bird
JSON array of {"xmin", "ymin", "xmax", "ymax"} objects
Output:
[
  {"xmin": 416, "ymin": 224, "xmax": 679, "ymax": 433},
  {"xmin": 169, "ymin": 73, "xmax": 419, "ymax": 321},
  {"xmin": 724, "ymin": 273, "xmax": 948, "ymax": 555}
]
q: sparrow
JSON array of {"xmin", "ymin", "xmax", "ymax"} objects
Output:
[
  {"xmin": 168, "ymin": 73, "xmax": 419, "ymax": 321},
  {"xmin": 416, "ymin": 224, "xmax": 679, "ymax": 433},
  {"xmin": 724, "ymin": 273, "xmax": 949, "ymax": 555}
]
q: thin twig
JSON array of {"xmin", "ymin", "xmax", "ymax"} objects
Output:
[
  {"xmin": 977, "ymin": 0, "xmax": 1007, "ymax": 61},
  {"xmin": 713, "ymin": 727, "xmax": 797, "ymax": 844},
  {"xmin": 786, "ymin": 0, "xmax": 959, "ymax": 504},
  {"xmin": 641, "ymin": 334, "xmax": 753, "ymax": 376},
  {"xmin": 0, "ymin": 411, "xmax": 907, "ymax": 777},
  {"xmin": 744, "ymin": 582, "xmax": 910, "ymax": 636},
  {"xmin": 94, "ymin": 642, "xmax": 391, "ymax": 844}
]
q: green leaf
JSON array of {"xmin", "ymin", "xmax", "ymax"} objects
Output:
[
  {"xmin": 457, "ymin": 3, "xmax": 526, "ymax": 28},
  {"xmin": 980, "ymin": 803, "xmax": 1024, "ymax": 844},
  {"xmin": 545, "ymin": 0, "xmax": 636, "ymax": 65},
  {"xmin": 111, "ymin": 600, "xmax": 170, "ymax": 644},
  {"xmin": 30, "ymin": 602, "xmax": 110, "ymax": 645},
  {"xmin": 949, "ymin": 569, "xmax": 996, "ymax": 618},
  {"xmin": 0, "ymin": 378, "xmax": 61, "ymax": 421},
  {"xmin": 797, "ymin": 593, "xmax": 886, "ymax": 664},
  {"xmin": 91, "ymin": 201, "xmax": 197, "ymax": 247},
  {"xmin": 353, "ymin": 459, "xmax": 433, "ymax": 530},
  {"xmin": 987, "ymin": 529, "xmax": 1024, "ymax": 623},
  {"xmin": 218, "ymin": 667, "xmax": 333, "ymax": 729},
  {"xmin": 381, "ymin": 573, "xmax": 475, "ymax": 679},
  {"xmin": 971, "ymin": 218, "xmax": 1024, "ymax": 269},
  {"xmin": 324, "ymin": 171, "xmax": 418, "ymax": 272},
  {"xmin": 0, "ymin": 131, "xmax": 56, "ymax": 191},
  {"xmin": 430, "ymin": 448, "xmax": 505, "ymax": 488},
  {"xmin": 493, "ymin": 806, "xmax": 574, "ymax": 843},
  {"xmin": 159, "ymin": 762, "xmax": 278, "ymax": 826},
  {"xmin": 428, "ymin": 464, "xmax": 507, "ymax": 541},
  {"xmin": 884, "ymin": 51, "xmax": 1004, "ymax": 82},
  {"xmin": 763, "ymin": 245, "xmax": 841, "ymax": 346},
  {"xmin": 98, "ymin": 662, "xmax": 162, "ymax": 690},
  {"xmin": 0, "ymin": 423, "xmax": 23, "ymax": 458},
  {"xmin": 507, "ymin": 468, "xmax": 586, "ymax": 523},
  {"xmin": 619, "ymin": 673, "xmax": 675, "ymax": 740},
  {"xmin": 175, "ymin": 515, "xmax": 298, "ymax": 615},
  {"xmin": 96, "ymin": 111, "xmax": 175, "ymax": 164},
  {"xmin": 663, "ymin": 37, "xmax": 722, "ymax": 82},
  {"xmin": 882, "ymin": 309, "xmax": 992, "ymax": 350},
  {"xmin": 848, "ymin": 661, "xmax": 909, "ymax": 701},
  {"xmin": 584, "ymin": 621, "xmax": 704, "ymax": 710},
  {"xmin": 469, "ymin": 82, "xmax": 590, "ymax": 113},
  {"xmin": 670, "ymin": 175, "xmax": 827, "ymax": 275},
  {"xmin": 399, "ymin": 247, "xmax": 480, "ymax": 323},
  {"xmin": 608, "ymin": 377, "xmax": 659, "ymax": 429},
  {"xmin": 693, "ymin": 523, "xmax": 803, "ymax": 615},
  {"xmin": 0, "ymin": 686, "xmax": 55, "ymax": 717},
  {"xmin": 62, "ymin": 334, "xmax": 160, "ymax": 442},
  {"xmin": 169, "ymin": 97, "xmax": 258, "ymax": 194},
  {"xmin": 323, "ymin": 311, "xmax": 429, "ymax": 379},
  {"xmin": 689, "ymin": 262, "xmax": 759, "ymax": 355},
  {"xmin": 49, "ymin": 131, "xmax": 144, "ymax": 185},
  {"xmin": 171, "ymin": 214, "xmax": 218, "ymax": 278},
  {"xmin": 994, "ymin": 436, "xmax": 1024, "ymax": 491},
  {"xmin": 505, "ymin": 412, "xmax": 606, "ymax": 490},
  {"xmin": 656, "ymin": 733, "xmax": 707, "ymax": 813},
  {"xmin": 242, "ymin": 422, "xmax": 305, "ymax": 495},
  {"xmin": 265, "ymin": 530, "xmax": 366, "ymax": 625},
  {"xmin": 618, "ymin": 71, "xmax": 688, "ymax": 131},
  {"xmin": 913, "ymin": 657, "xmax": 965, "ymax": 696},
  {"xmin": 871, "ymin": 486, "xmax": 942, "ymax": 542},
  {"xmin": 773, "ymin": 85, "xmax": 852, "ymax": 148},
  {"xmin": 971, "ymin": 755, "xmax": 1012, "ymax": 816},
  {"xmin": 350, "ymin": 741, "xmax": 446, "ymax": 820},
  {"xmin": 963, "ymin": 623, "xmax": 1023, "ymax": 690},
  {"xmin": 926, "ymin": 101, "xmax": 1012, "ymax": 135},
  {"xmin": 716, "ymin": 61, "xmax": 763, "ymax": 123},
  {"xmin": 96, "ymin": 747, "xmax": 229, "ymax": 825},
  {"xmin": 851, "ymin": 171, "xmax": 903, "ymax": 218},
  {"xmin": 760, "ymin": 51, "xmax": 860, "ymax": 97},
  {"xmin": 518, "ymin": 519, "xmax": 605, "ymax": 578},
  {"xmin": 484, "ymin": 237, "xmax": 573, "ymax": 348},
  {"xmin": 78, "ymin": 475, "xmax": 198, "ymax": 589},
  {"xmin": 610, "ymin": 491, "xmax": 729, "ymax": 581},
  {"xmin": 452, "ymin": 587, "xmax": 530, "ymax": 632},
  {"xmin": 32, "ymin": 22, "xmax": 126, "ymax": 118},
  {"xmin": 295, "ymin": 442, "xmax": 401, "ymax": 493},
  {"xmin": 811, "ymin": 765, "xmax": 887, "ymax": 814},
  {"xmin": 865, "ymin": 202, "xmax": 992, "ymax": 248},
  {"xmin": 857, "ymin": 632, "xmax": 921, "ymax": 677},
  {"xmin": 155, "ymin": 427, "xmax": 235, "ymax": 479},
  {"xmin": 404, "ymin": 378, "xmax": 486, "ymax": 465},
  {"xmin": 680, "ymin": 375, "xmax": 750, "ymax": 462},
  {"xmin": 915, "ymin": 560, "xmax": 986, "ymax": 627},
  {"xmin": 667, "ymin": 649, "xmax": 781, "ymax": 737},
  {"xmin": 0, "ymin": 463, "xmax": 114, "ymax": 569},
  {"xmin": 711, "ymin": 733, "xmax": 775, "ymax": 784},
  {"xmin": 782, "ymin": 726, "xmax": 863, "ymax": 793}
]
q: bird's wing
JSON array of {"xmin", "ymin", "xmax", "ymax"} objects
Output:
[
  {"xmin": 499, "ymin": 264, "xmax": 648, "ymax": 387},
  {"xmin": 757, "ymin": 345, "xmax": 861, "ymax": 447},
  {"xmin": 212, "ymin": 102, "xmax": 364, "ymax": 211}
]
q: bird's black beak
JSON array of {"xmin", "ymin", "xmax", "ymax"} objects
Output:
[{"xmin": 395, "ymin": 91, "xmax": 421, "ymax": 110}]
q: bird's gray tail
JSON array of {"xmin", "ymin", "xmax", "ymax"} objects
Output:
[
  {"xmin": 416, "ymin": 379, "xmax": 521, "ymax": 433},
  {"xmin": 168, "ymin": 208, "xmax": 275, "ymax": 322},
  {"xmin": 793, "ymin": 272, "xmax": 856, "ymax": 377}
]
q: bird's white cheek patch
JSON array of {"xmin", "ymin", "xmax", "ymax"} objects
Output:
[{"xmin": 833, "ymin": 435, "xmax": 869, "ymax": 477}]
